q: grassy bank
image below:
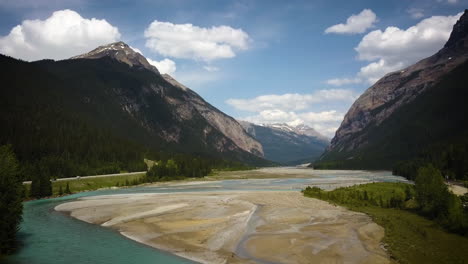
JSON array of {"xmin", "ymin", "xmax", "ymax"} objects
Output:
[
  {"xmin": 303, "ymin": 183, "xmax": 468, "ymax": 264},
  {"xmin": 24, "ymin": 173, "xmax": 146, "ymax": 198},
  {"xmin": 23, "ymin": 167, "xmax": 260, "ymax": 199}
]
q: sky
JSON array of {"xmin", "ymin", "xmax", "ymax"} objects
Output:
[{"xmin": 0, "ymin": 0, "xmax": 466, "ymax": 137}]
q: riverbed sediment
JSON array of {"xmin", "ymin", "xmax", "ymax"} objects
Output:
[{"xmin": 55, "ymin": 191, "xmax": 391, "ymax": 264}]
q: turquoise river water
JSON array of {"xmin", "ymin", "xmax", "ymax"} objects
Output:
[{"xmin": 3, "ymin": 169, "xmax": 408, "ymax": 264}]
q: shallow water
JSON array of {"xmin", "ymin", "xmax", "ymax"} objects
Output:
[{"xmin": 4, "ymin": 169, "xmax": 408, "ymax": 264}]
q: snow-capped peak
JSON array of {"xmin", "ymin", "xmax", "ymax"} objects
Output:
[{"xmin": 256, "ymin": 122, "xmax": 329, "ymax": 141}]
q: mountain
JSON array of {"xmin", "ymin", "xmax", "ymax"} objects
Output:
[
  {"xmin": 161, "ymin": 74, "xmax": 264, "ymax": 157},
  {"xmin": 0, "ymin": 42, "xmax": 270, "ymax": 178},
  {"xmin": 315, "ymin": 10, "xmax": 468, "ymax": 172},
  {"xmin": 72, "ymin": 43, "xmax": 263, "ymax": 157},
  {"xmin": 71, "ymin": 41, "xmax": 160, "ymax": 74},
  {"xmin": 240, "ymin": 121, "xmax": 329, "ymax": 165}
]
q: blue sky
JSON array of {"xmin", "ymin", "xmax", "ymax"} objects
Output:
[{"xmin": 0, "ymin": 0, "xmax": 465, "ymax": 137}]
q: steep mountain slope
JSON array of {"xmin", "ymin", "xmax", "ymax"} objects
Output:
[
  {"xmin": 315, "ymin": 10, "xmax": 468, "ymax": 170},
  {"xmin": 71, "ymin": 42, "xmax": 264, "ymax": 158},
  {"xmin": 240, "ymin": 121, "xmax": 329, "ymax": 165},
  {"xmin": 0, "ymin": 42, "xmax": 270, "ymax": 178},
  {"xmin": 162, "ymin": 74, "xmax": 263, "ymax": 157}
]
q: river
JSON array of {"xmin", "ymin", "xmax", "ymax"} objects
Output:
[{"xmin": 4, "ymin": 168, "xmax": 408, "ymax": 264}]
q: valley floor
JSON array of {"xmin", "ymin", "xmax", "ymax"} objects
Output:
[{"xmin": 56, "ymin": 191, "xmax": 390, "ymax": 264}]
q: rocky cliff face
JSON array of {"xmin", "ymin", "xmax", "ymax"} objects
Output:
[
  {"xmin": 71, "ymin": 42, "xmax": 264, "ymax": 158},
  {"xmin": 329, "ymin": 10, "xmax": 468, "ymax": 153},
  {"xmin": 161, "ymin": 74, "xmax": 264, "ymax": 156}
]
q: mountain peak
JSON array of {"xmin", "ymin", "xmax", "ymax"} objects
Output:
[
  {"xmin": 444, "ymin": 9, "xmax": 468, "ymax": 49},
  {"xmin": 248, "ymin": 122, "xmax": 329, "ymax": 141},
  {"xmin": 71, "ymin": 41, "xmax": 160, "ymax": 74}
]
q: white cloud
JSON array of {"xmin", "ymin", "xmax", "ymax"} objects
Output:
[
  {"xmin": 325, "ymin": 9, "xmax": 377, "ymax": 34},
  {"xmin": 327, "ymin": 12, "xmax": 461, "ymax": 85},
  {"xmin": 300, "ymin": 110, "xmax": 344, "ymax": 122},
  {"xmin": 355, "ymin": 13, "xmax": 461, "ymax": 64},
  {"xmin": 227, "ymin": 90, "xmax": 357, "ymax": 137},
  {"xmin": 144, "ymin": 20, "xmax": 250, "ymax": 61},
  {"xmin": 241, "ymin": 109, "xmax": 344, "ymax": 137},
  {"xmin": 130, "ymin": 46, "xmax": 143, "ymax": 55},
  {"xmin": 326, "ymin": 77, "xmax": 362, "ymax": 86},
  {"xmin": 407, "ymin": 8, "xmax": 425, "ymax": 19},
  {"xmin": 355, "ymin": 12, "xmax": 461, "ymax": 83},
  {"xmin": 203, "ymin": 65, "xmax": 219, "ymax": 72},
  {"xmin": 242, "ymin": 109, "xmax": 343, "ymax": 125},
  {"xmin": 147, "ymin": 58, "xmax": 176, "ymax": 75},
  {"xmin": 0, "ymin": 9, "xmax": 120, "ymax": 61},
  {"xmin": 226, "ymin": 90, "xmax": 357, "ymax": 112},
  {"xmin": 357, "ymin": 59, "xmax": 404, "ymax": 84}
]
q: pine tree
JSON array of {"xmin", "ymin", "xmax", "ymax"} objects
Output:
[
  {"xmin": 65, "ymin": 182, "xmax": 71, "ymax": 194},
  {"xmin": 58, "ymin": 185, "xmax": 63, "ymax": 196},
  {"xmin": 0, "ymin": 145, "xmax": 23, "ymax": 255}
]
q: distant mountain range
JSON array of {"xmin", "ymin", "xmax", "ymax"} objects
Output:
[
  {"xmin": 239, "ymin": 121, "xmax": 329, "ymax": 165},
  {"xmin": 0, "ymin": 41, "xmax": 272, "ymax": 178},
  {"xmin": 315, "ymin": 9, "xmax": 468, "ymax": 174}
]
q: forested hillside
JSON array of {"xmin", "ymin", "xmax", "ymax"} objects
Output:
[{"xmin": 0, "ymin": 54, "xmax": 269, "ymax": 181}]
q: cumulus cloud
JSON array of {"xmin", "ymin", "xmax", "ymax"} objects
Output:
[
  {"xmin": 355, "ymin": 12, "xmax": 461, "ymax": 83},
  {"xmin": 0, "ymin": 9, "xmax": 120, "ymax": 61},
  {"xmin": 357, "ymin": 59, "xmax": 404, "ymax": 84},
  {"xmin": 355, "ymin": 13, "xmax": 461, "ymax": 64},
  {"xmin": 325, "ymin": 9, "xmax": 377, "ymax": 34},
  {"xmin": 327, "ymin": 12, "xmax": 461, "ymax": 85},
  {"xmin": 241, "ymin": 109, "xmax": 344, "ymax": 138},
  {"xmin": 227, "ymin": 90, "xmax": 357, "ymax": 137},
  {"xmin": 242, "ymin": 109, "xmax": 344, "ymax": 124},
  {"xmin": 144, "ymin": 20, "xmax": 250, "ymax": 61},
  {"xmin": 147, "ymin": 58, "xmax": 176, "ymax": 75},
  {"xmin": 226, "ymin": 90, "xmax": 357, "ymax": 112}
]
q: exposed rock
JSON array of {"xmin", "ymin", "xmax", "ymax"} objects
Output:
[
  {"xmin": 163, "ymin": 74, "xmax": 264, "ymax": 157},
  {"xmin": 71, "ymin": 41, "xmax": 160, "ymax": 74}
]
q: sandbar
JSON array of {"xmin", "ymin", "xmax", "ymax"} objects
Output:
[{"xmin": 55, "ymin": 191, "xmax": 391, "ymax": 264}]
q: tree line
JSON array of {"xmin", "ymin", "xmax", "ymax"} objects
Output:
[{"xmin": 393, "ymin": 137, "xmax": 468, "ymax": 182}]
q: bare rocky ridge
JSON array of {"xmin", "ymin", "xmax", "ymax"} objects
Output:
[
  {"xmin": 163, "ymin": 74, "xmax": 264, "ymax": 156},
  {"xmin": 329, "ymin": 10, "xmax": 468, "ymax": 153},
  {"xmin": 71, "ymin": 42, "xmax": 264, "ymax": 158},
  {"xmin": 71, "ymin": 41, "xmax": 160, "ymax": 74}
]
